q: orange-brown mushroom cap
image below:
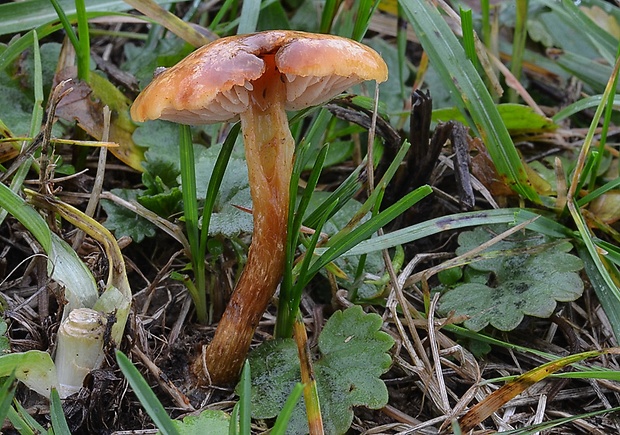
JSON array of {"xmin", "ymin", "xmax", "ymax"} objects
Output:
[{"xmin": 130, "ymin": 30, "xmax": 388, "ymax": 124}]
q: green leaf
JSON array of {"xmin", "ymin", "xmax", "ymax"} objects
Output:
[
  {"xmin": 137, "ymin": 181, "xmax": 183, "ymax": 220},
  {"xmin": 439, "ymin": 225, "xmax": 585, "ymax": 331},
  {"xmin": 142, "ymin": 159, "xmax": 180, "ymax": 193},
  {"xmin": 194, "ymin": 142, "xmax": 253, "ymax": 238},
  {"xmin": 249, "ymin": 306, "xmax": 394, "ymax": 434},
  {"xmin": 9, "ymin": 42, "xmax": 61, "ymax": 101},
  {"xmin": 433, "ymin": 104, "xmax": 558, "ymax": 135},
  {"xmin": 248, "ymin": 339, "xmax": 299, "ymax": 419},
  {"xmin": 166, "ymin": 410, "xmax": 230, "ymax": 435},
  {"xmin": 124, "ymin": 39, "xmax": 192, "ymax": 89},
  {"xmin": 315, "ymin": 305, "xmax": 394, "ymax": 402},
  {"xmin": 0, "ymin": 350, "xmax": 60, "ymax": 398},
  {"xmin": 101, "ymin": 188, "xmax": 157, "ymax": 242},
  {"xmin": 0, "ymin": 67, "xmax": 52, "ymax": 140},
  {"xmin": 133, "ymin": 120, "xmax": 181, "ymax": 165},
  {"xmin": 271, "ymin": 383, "xmax": 303, "ymax": 435},
  {"xmin": 130, "ymin": 120, "xmax": 253, "ymax": 238}
]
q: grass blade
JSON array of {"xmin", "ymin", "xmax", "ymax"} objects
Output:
[
  {"xmin": 344, "ymin": 208, "xmax": 571, "ymax": 257},
  {"xmin": 553, "ymin": 95, "xmax": 620, "ymax": 123},
  {"xmin": 294, "ymin": 317, "xmax": 323, "ymax": 433},
  {"xmin": 352, "ymin": 0, "xmax": 380, "ymax": 41},
  {"xmin": 9, "ymin": 401, "xmax": 45, "ymax": 435},
  {"xmin": 276, "ymin": 143, "xmax": 329, "ymax": 338},
  {"xmin": 565, "ymin": 45, "xmax": 620, "ymax": 340},
  {"xmin": 459, "ymin": 7, "xmax": 478, "ymax": 67},
  {"xmin": 50, "ymin": 388, "xmax": 71, "ymax": 435},
  {"xmin": 178, "ymin": 124, "xmax": 207, "ymax": 324},
  {"xmin": 499, "ymin": 405, "xmax": 620, "ymax": 435},
  {"xmin": 579, "ymin": 244, "xmax": 620, "ymax": 340},
  {"xmin": 286, "ymin": 200, "xmax": 340, "ymax": 337},
  {"xmin": 75, "ymin": 0, "xmax": 91, "ymax": 81},
  {"xmin": 539, "ymin": 0, "xmax": 618, "ymax": 64},
  {"xmin": 270, "ymin": 383, "xmax": 304, "ymax": 435},
  {"xmin": 0, "ymin": 374, "xmax": 17, "ymax": 426},
  {"xmin": 47, "ymin": 0, "xmax": 80, "ymax": 56},
  {"xmin": 320, "ymin": 0, "xmax": 341, "ymax": 33},
  {"xmin": 229, "ymin": 403, "xmax": 239, "ymax": 435},
  {"xmin": 398, "ymin": 0, "xmax": 539, "ymax": 202},
  {"xmin": 200, "ymin": 124, "xmax": 240, "ymax": 258},
  {"xmin": 307, "ymin": 185, "xmax": 432, "ymax": 282},
  {"xmin": 508, "ymin": 0, "xmax": 528, "ymax": 103},
  {"xmin": 123, "ymin": 0, "xmax": 212, "ymax": 47},
  {"xmin": 238, "ymin": 360, "xmax": 251, "ymax": 434},
  {"xmin": 0, "ymin": 0, "xmax": 156, "ymax": 36},
  {"xmin": 48, "ymin": 0, "xmax": 90, "ymax": 80},
  {"xmin": 237, "ymin": 0, "xmax": 260, "ymax": 34},
  {"xmin": 326, "ymin": 139, "xmax": 411, "ymax": 249},
  {"xmin": 199, "ymin": 123, "xmax": 239, "ymax": 321},
  {"xmin": 116, "ymin": 351, "xmax": 181, "ymax": 435}
]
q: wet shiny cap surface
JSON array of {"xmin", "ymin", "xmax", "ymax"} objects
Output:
[{"xmin": 130, "ymin": 30, "xmax": 388, "ymax": 125}]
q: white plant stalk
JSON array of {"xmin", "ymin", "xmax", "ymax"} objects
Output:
[{"xmin": 55, "ymin": 308, "xmax": 107, "ymax": 398}]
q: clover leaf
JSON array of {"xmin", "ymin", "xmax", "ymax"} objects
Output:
[
  {"xmin": 438, "ymin": 225, "xmax": 584, "ymax": 331},
  {"xmin": 248, "ymin": 306, "xmax": 394, "ymax": 434}
]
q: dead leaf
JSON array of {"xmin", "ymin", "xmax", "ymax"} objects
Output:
[
  {"xmin": 581, "ymin": 5, "xmax": 620, "ymax": 39},
  {"xmin": 53, "ymin": 66, "xmax": 145, "ymax": 171},
  {"xmin": 469, "ymin": 137, "xmax": 515, "ymax": 198},
  {"xmin": 589, "ymin": 191, "xmax": 620, "ymax": 224},
  {"xmin": 459, "ymin": 348, "xmax": 616, "ymax": 431},
  {"xmin": 0, "ymin": 120, "xmax": 19, "ymax": 163}
]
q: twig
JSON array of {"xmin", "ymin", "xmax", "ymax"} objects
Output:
[
  {"xmin": 72, "ymin": 106, "xmax": 110, "ymax": 250},
  {"xmin": 131, "ymin": 346, "xmax": 195, "ymax": 411}
]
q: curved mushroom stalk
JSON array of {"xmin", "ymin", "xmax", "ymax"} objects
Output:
[
  {"xmin": 130, "ymin": 30, "xmax": 388, "ymax": 386},
  {"xmin": 196, "ymin": 56, "xmax": 294, "ymax": 384}
]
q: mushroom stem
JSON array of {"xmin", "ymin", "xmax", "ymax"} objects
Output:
[{"xmin": 196, "ymin": 55, "xmax": 294, "ymax": 384}]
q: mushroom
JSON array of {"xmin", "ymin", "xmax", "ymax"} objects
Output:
[{"xmin": 130, "ymin": 30, "xmax": 387, "ymax": 384}]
